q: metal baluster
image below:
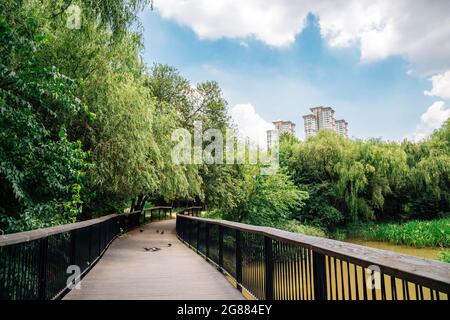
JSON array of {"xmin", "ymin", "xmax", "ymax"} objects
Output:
[
  {"xmin": 236, "ymin": 230, "xmax": 242, "ymax": 291},
  {"xmin": 219, "ymin": 226, "xmax": 224, "ymax": 271},
  {"xmin": 37, "ymin": 237, "xmax": 48, "ymax": 300},
  {"xmin": 264, "ymin": 236, "xmax": 274, "ymax": 300},
  {"xmin": 313, "ymin": 251, "xmax": 327, "ymax": 300}
]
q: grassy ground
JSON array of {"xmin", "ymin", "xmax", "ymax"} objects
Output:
[
  {"xmin": 335, "ymin": 217, "xmax": 450, "ymax": 248},
  {"xmin": 439, "ymin": 250, "xmax": 450, "ymax": 263},
  {"xmin": 280, "ymin": 220, "xmax": 326, "ymax": 237},
  {"xmin": 333, "ymin": 218, "xmax": 450, "ymax": 263}
]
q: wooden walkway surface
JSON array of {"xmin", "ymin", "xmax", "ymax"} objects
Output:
[{"xmin": 63, "ymin": 219, "xmax": 244, "ymax": 300}]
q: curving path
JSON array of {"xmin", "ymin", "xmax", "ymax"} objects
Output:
[{"xmin": 63, "ymin": 219, "xmax": 244, "ymax": 300}]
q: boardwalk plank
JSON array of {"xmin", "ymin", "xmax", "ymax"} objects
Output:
[{"xmin": 63, "ymin": 220, "xmax": 244, "ymax": 300}]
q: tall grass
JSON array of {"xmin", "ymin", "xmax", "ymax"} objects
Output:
[{"xmin": 340, "ymin": 218, "xmax": 450, "ymax": 248}]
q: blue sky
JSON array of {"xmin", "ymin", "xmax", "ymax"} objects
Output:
[{"xmin": 139, "ymin": 2, "xmax": 450, "ymax": 142}]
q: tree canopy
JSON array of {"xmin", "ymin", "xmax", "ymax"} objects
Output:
[
  {"xmin": 281, "ymin": 121, "xmax": 450, "ymax": 231},
  {"xmin": 1, "ymin": 0, "xmax": 448, "ymax": 236}
]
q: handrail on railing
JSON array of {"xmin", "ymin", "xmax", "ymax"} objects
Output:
[
  {"xmin": 141, "ymin": 206, "xmax": 173, "ymax": 223},
  {"xmin": 178, "ymin": 206, "xmax": 203, "ymax": 217},
  {"xmin": 0, "ymin": 206, "xmax": 174, "ymax": 300},
  {"xmin": 176, "ymin": 214, "xmax": 450, "ymax": 301}
]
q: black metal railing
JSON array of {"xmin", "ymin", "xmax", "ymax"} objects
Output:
[
  {"xmin": 176, "ymin": 214, "xmax": 450, "ymax": 301},
  {"xmin": 0, "ymin": 206, "xmax": 174, "ymax": 300},
  {"xmin": 141, "ymin": 206, "xmax": 173, "ymax": 224},
  {"xmin": 178, "ymin": 206, "xmax": 203, "ymax": 217}
]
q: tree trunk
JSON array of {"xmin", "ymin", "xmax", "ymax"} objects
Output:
[{"xmin": 139, "ymin": 195, "xmax": 147, "ymax": 211}]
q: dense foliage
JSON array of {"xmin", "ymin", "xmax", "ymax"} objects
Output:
[
  {"xmin": 0, "ymin": 10, "xmax": 89, "ymax": 231},
  {"xmin": 0, "ymin": 0, "xmax": 306, "ymax": 233},
  {"xmin": 336, "ymin": 218, "xmax": 450, "ymax": 248},
  {"xmin": 1, "ymin": 0, "xmax": 448, "ymax": 244},
  {"xmin": 280, "ymin": 121, "xmax": 450, "ymax": 231}
]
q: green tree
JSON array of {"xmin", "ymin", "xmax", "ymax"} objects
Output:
[{"xmin": 0, "ymin": 15, "xmax": 89, "ymax": 232}]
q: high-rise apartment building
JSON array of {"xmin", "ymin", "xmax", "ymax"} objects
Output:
[
  {"xmin": 272, "ymin": 120, "xmax": 296, "ymax": 135},
  {"xmin": 303, "ymin": 106, "xmax": 348, "ymax": 138},
  {"xmin": 266, "ymin": 120, "xmax": 296, "ymax": 150},
  {"xmin": 303, "ymin": 114, "xmax": 318, "ymax": 138},
  {"xmin": 311, "ymin": 106, "xmax": 335, "ymax": 131},
  {"xmin": 335, "ymin": 119, "xmax": 348, "ymax": 137}
]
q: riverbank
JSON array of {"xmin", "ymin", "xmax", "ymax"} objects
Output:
[
  {"xmin": 204, "ymin": 211, "xmax": 449, "ymax": 262},
  {"xmin": 333, "ymin": 217, "xmax": 450, "ymax": 262},
  {"xmin": 347, "ymin": 239, "xmax": 444, "ymax": 261},
  {"xmin": 333, "ymin": 217, "xmax": 449, "ymax": 247}
]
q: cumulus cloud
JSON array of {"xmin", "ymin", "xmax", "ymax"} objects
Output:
[
  {"xmin": 229, "ymin": 104, "xmax": 274, "ymax": 147},
  {"xmin": 155, "ymin": 0, "xmax": 309, "ymax": 47},
  {"xmin": 424, "ymin": 70, "xmax": 450, "ymax": 100},
  {"xmin": 154, "ymin": 0, "xmax": 450, "ymax": 76},
  {"xmin": 409, "ymin": 101, "xmax": 450, "ymax": 142}
]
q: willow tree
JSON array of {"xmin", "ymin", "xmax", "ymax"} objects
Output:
[
  {"xmin": 0, "ymin": 10, "xmax": 89, "ymax": 232},
  {"xmin": 0, "ymin": 0, "xmax": 158, "ymax": 228},
  {"xmin": 403, "ymin": 120, "xmax": 450, "ymax": 218}
]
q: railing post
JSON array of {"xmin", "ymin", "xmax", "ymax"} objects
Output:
[
  {"xmin": 205, "ymin": 223, "xmax": 210, "ymax": 258},
  {"xmin": 219, "ymin": 226, "xmax": 224, "ymax": 270},
  {"xmin": 182, "ymin": 216, "xmax": 186, "ymax": 241},
  {"xmin": 236, "ymin": 230, "xmax": 242, "ymax": 291},
  {"xmin": 97, "ymin": 225, "xmax": 101, "ymax": 256},
  {"xmin": 70, "ymin": 230, "xmax": 77, "ymax": 265},
  {"xmin": 188, "ymin": 219, "xmax": 192, "ymax": 245},
  {"xmin": 37, "ymin": 237, "xmax": 48, "ymax": 300},
  {"xmin": 88, "ymin": 225, "xmax": 93, "ymax": 263},
  {"xmin": 264, "ymin": 236, "xmax": 274, "ymax": 300},
  {"xmin": 196, "ymin": 221, "xmax": 200, "ymax": 252},
  {"xmin": 313, "ymin": 251, "xmax": 327, "ymax": 300}
]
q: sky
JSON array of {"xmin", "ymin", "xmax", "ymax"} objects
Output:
[{"xmin": 139, "ymin": 0, "xmax": 450, "ymax": 145}]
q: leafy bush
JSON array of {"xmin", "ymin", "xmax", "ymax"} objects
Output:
[
  {"xmin": 281, "ymin": 220, "xmax": 326, "ymax": 237},
  {"xmin": 294, "ymin": 183, "xmax": 344, "ymax": 231},
  {"xmin": 0, "ymin": 16, "xmax": 89, "ymax": 232},
  {"xmin": 439, "ymin": 250, "xmax": 450, "ymax": 263}
]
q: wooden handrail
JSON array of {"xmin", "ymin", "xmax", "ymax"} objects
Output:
[
  {"xmin": 0, "ymin": 214, "xmax": 119, "ymax": 247},
  {"xmin": 0, "ymin": 207, "xmax": 167, "ymax": 247},
  {"xmin": 177, "ymin": 214, "xmax": 450, "ymax": 293},
  {"xmin": 142, "ymin": 206, "xmax": 172, "ymax": 211}
]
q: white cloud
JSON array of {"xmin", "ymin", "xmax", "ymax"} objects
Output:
[
  {"xmin": 229, "ymin": 104, "xmax": 273, "ymax": 147},
  {"xmin": 155, "ymin": 0, "xmax": 450, "ymax": 76},
  {"xmin": 409, "ymin": 101, "xmax": 450, "ymax": 142},
  {"xmin": 424, "ymin": 70, "xmax": 450, "ymax": 100},
  {"xmin": 239, "ymin": 41, "xmax": 249, "ymax": 48},
  {"xmin": 156, "ymin": 0, "xmax": 309, "ymax": 47}
]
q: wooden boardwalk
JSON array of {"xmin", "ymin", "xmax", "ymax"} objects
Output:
[{"xmin": 63, "ymin": 219, "xmax": 244, "ymax": 300}]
